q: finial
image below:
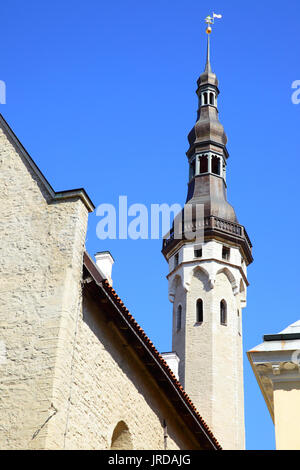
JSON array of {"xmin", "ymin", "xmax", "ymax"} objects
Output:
[
  {"xmin": 204, "ymin": 13, "xmax": 222, "ymax": 72},
  {"xmin": 205, "ymin": 12, "xmax": 222, "ymax": 34}
]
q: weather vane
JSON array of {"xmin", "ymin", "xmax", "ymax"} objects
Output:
[{"xmin": 205, "ymin": 12, "xmax": 222, "ymax": 34}]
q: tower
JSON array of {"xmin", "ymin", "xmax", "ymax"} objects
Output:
[{"xmin": 162, "ymin": 31, "xmax": 253, "ymax": 449}]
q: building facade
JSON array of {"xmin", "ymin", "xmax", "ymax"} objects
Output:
[
  {"xmin": 0, "ymin": 32, "xmax": 253, "ymax": 450},
  {"xmin": 0, "ymin": 111, "xmax": 220, "ymax": 450},
  {"xmin": 248, "ymin": 321, "xmax": 300, "ymax": 450},
  {"xmin": 162, "ymin": 35, "xmax": 253, "ymax": 450}
]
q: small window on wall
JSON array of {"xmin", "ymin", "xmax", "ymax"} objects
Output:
[
  {"xmin": 194, "ymin": 247, "xmax": 202, "ymax": 258},
  {"xmin": 237, "ymin": 310, "xmax": 241, "ymax": 336},
  {"xmin": 222, "ymin": 246, "xmax": 230, "ymax": 261},
  {"xmin": 176, "ymin": 305, "xmax": 182, "ymax": 330},
  {"xmin": 174, "ymin": 253, "xmax": 179, "ymax": 268},
  {"xmin": 200, "ymin": 155, "xmax": 208, "ymax": 174},
  {"xmin": 209, "ymin": 93, "xmax": 214, "ymax": 105},
  {"xmin": 203, "ymin": 92, "xmax": 208, "ymax": 105},
  {"xmin": 196, "ymin": 299, "xmax": 203, "ymax": 323},
  {"xmin": 212, "ymin": 156, "xmax": 220, "ymax": 175},
  {"xmin": 220, "ymin": 300, "xmax": 227, "ymax": 326}
]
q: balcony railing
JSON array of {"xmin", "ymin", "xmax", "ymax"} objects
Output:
[{"xmin": 162, "ymin": 215, "xmax": 252, "ymax": 253}]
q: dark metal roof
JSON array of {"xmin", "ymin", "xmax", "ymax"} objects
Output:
[{"xmin": 263, "ymin": 333, "xmax": 300, "ymax": 342}]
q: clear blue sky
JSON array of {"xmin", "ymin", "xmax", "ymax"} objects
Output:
[{"xmin": 1, "ymin": 0, "xmax": 299, "ymax": 450}]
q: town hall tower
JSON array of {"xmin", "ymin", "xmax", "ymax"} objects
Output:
[{"xmin": 162, "ymin": 31, "xmax": 253, "ymax": 450}]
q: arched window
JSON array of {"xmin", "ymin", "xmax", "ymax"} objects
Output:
[
  {"xmin": 212, "ymin": 156, "xmax": 220, "ymax": 175},
  {"xmin": 209, "ymin": 92, "xmax": 214, "ymax": 105},
  {"xmin": 176, "ymin": 305, "xmax": 182, "ymax": 330},
  {"xmin": 200, "ymin": 155, "xmax": 208, "ymax": 174},
  {"xmin": 220, "ymin": 300, "xmax": 227, "ymax": 326},
  {"xmin": 196, "ymin": 299, "xmax": 203, "ymax": 323},
  {"xmin": 110, "ymin": 421, "xmax": 133, "ymax": 450},
  {"xmin": 203, "ymin": 92, "xmax": 208, "ymax": 105}
]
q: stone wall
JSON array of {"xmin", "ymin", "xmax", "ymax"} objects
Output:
[
  {"xmin": 169, "ymin": 240, "xmax": 247, "ymax": 449},
  {"xmin": 0, "ymin": 121, "xmax": 89, "ymax": 449},
  {"xmin": 63, "ymin": 292, "xmax": 202, "ymax": 450},
  {"xmin": 0, "ymin": 119, "xmax": 205, "ymax": 450}
]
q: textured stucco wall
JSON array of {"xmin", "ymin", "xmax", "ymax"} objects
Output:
[
  {"xmin": 0, "ymin": 122, "xmax": 89, "ymax": 449},
  {"xmin": 63, "ymin": 292, "xmax": 202, "ymax": 450},
  {"xmin": 169, "ymin": 240, "xmax": 247, "ymax": 450},
  {"xmin": 0, "ymin": 121, "xmax": 204, "ymax": 450}
]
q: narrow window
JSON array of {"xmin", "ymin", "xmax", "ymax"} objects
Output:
[
  {"xmin": 204, "ymin": 92, "xmax": 208, "ymax": 105},
  {"xmin": 220, "ymin": 300, "xmax": 227, "ymax": 326},
  {"xmin": 209, "ymin": 92, "xmax": 214, "ymax": 105},
  {"xmin": 174, "ymin": 252, "xmax": 179, "ymax": 268},
  {"xmin": 223, "ymin": 162, "xmax": 226, "ymax": 179},
  {"xmin": 222, "ymin": 245, "xmax": 230, "ymax": 261},
  {"xmin": 194, "ymin": 247, "xmax": 202, "ymax": 258},
  {"xmin": 237, "ymin": 310, "xmax": 241, "ymax": 336},
  {"xmin": 196, "ymin": 299, "xmax": 203, "ymax": 323},
  {"xmin": 190, "ymin": 159, "xmax": 196, "ymax": 179},
  {"xmin": 200, "ymin": 155, "xmax": 208, "ymax": 174},
  {"xmin": 176, "ymin": 305, "xmax": 182, "ymax": 330},
  {"xmin": 212, "ymin": 155, "xmax": 220, "ymax": 175}
]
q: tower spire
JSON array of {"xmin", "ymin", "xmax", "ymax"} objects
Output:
[
  {"xmin": 162, "ymin": 14, "xmax": 253, "ymax": 449},
  {"xmin": 204, "ymin": 33, "xmax": 212, "ymax": 73}
]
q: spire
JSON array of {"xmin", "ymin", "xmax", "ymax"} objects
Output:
[
  {"xmin": 184, "ymin": 13, "xmax": 236, "ymax": 224},
  {"xmin": 204, "ymin": 34, "xmax": 212, "ymax": 74},
  {"xmin": 162, "ymin": 12, "xmax": 253, "ymax": 267}
]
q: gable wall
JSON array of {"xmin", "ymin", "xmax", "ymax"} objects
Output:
[{"xmin": 0, "ymin": 123, "xmax": 89, "ymax": 449}]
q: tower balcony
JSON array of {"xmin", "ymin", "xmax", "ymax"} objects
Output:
[{"xmin": 162, "ymin": 215, "xmax": 253, "ymax": 265}]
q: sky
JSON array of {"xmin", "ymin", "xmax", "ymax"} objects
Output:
[{"xmin": 1, "ymin": 0, "xmax": 299, "ymax": 450}]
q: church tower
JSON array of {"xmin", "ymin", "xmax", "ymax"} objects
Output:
[{"xmin": 162, "ymin": 29, "xmax": 253, "ymax": 449}]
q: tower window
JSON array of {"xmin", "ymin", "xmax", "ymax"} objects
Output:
[
  {"xmin": 190, "ymin": 159, "xmax": 196, "ymax": 179},
  {"xmin": 200, "ymin": 155, "xmax": 208, "ymax": 174},
  {"xmin": 222, "ymin": 246, "xmax": 230, "ymax": 261},
  {"xmin": 209, "ymin": 92, "xmax": 214, "ymax": 105},
  {"xmin": 196, "ymin": 299, "xmax": 203, "ymax": 323},
  {"xmin": 212, "ymin": 156, "xmax": 221, "ymax": 175},
  {"xmin": 174, "ymin": 252, "xmax": 179, "ymax": 268},
  {"xmin": 203, "ymin": 92, "xmax": 208, "ymax": 105},
  {"xmin": 194, "ymin": 247, "xmax": 202, "ymax": 258},
  {"xmin": 176, "ymin": 305, "xmax": 182, "ymax": 330},
  {"xmin": 220, "ymin": 300, "xmax": 227, "ymax": 326},
  {"xmin": 237, "ymin": 310, "xmax": 241, "ymax": 336}
]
